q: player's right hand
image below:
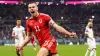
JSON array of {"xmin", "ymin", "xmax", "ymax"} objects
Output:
[
  {"xmin": 14, "ymin": 35, "xmax": 19, "ymax": 39},
  {"xmin": 69, "ymin": 32, "xmax": 77, "ymax": 38},
  {"xmin": 16, "ymin": 46, "xmax": 23, "ymax": 51}
]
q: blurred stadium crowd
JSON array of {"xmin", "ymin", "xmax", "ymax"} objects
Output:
[{"xmin": 0, "ymin": 3, "xmax": 100, "ymax": 45}]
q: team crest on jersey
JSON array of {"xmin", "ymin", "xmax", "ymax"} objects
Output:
[{"xmin": 39, "ymin": 19, "xmax": 42, "ymax": 23}]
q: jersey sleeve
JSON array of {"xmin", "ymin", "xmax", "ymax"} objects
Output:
[
  {"xmin": 22, "ymin": 27, "xmax": 25, "ymax": 31},
  {"xmin": 13, "ymin": 27, "xmax": 14, "ymax": 31},
  {"xmin": 26, "ymin": 21, "xmax": 32, "ymax": 32},
  {"xmin": 45, "ymin": 15, "xmax": 55, "ymax": 26},
  {"xmin": 12, "ymin": 28, "xmax": 15, "ymax": 33}
]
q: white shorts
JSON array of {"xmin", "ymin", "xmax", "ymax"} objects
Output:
[
  {"xmin": 87, "ymin": 38, "xmax": 96, "ymax": 49},
  {"xmin": 15, "ymin": 39, "xmax": 24, "ymax": 47}
]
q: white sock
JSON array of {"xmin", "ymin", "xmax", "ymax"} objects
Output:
[
  {"xmin": 90, "ymin": 49, "xmax": 96, "ymax": 56},
  {"xmin": 94, "ymin": 50, "xmax": 96, "ymax": 56},
  {"xmin": 85, "ymin": 49, "xmax": 90, "ymax": 56},
  {"xmin": 90, "ymin": 51, "xmax": 94, "ymax": 56}
]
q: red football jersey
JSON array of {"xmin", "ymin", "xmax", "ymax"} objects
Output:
[{"xmin": 26, "ymin": 13, "xmax": 56, "ymax": 46}]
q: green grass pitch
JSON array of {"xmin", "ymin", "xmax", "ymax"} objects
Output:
[{"xmin": 0, "ymin": 45, "xmax": 100, "ymax": 56}]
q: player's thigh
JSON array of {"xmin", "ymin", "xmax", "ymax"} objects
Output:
[
  {"xmin": 15, "ymin": 43, "xmax": 19, "ymax": 52},
  {"xmin": 90, "ymin": 45, "xmax": 96, "ymax": 49},
  {"xmin": 18, "ymin": 40, "xmax": 24, "ymax": 47},
  {"xmin": 88, "ymin": 41, "xmax": 92, "ymax": 47},
  {"xmin": 16, "ymin": 41, "xmax": 24, "ymax": 51},
  {"xmin": 52, "ymin": 54, "xmax": 59, "ymax": 56},
  {"xmin": 37, "ymin": 47, "xmax": 49, "ymax": 56},
  {"xmin": 88, "ymin": 44, "xmax": 96, "ymax": 50}
]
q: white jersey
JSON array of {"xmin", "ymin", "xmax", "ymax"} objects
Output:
[
  {"xmin": 85, "ymin": 27, "xmax": 94, "ymax": 39},
  {"xmin": 85, "ymin": 26, "xmax": 96, "ymax": 49},
  {"xmin": 12, "ymin": 26, "xmax": 25, "ymax": 46}
]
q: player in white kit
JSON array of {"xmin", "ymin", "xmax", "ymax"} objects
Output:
[
  {"xmin": 12, "ymin": 19, "xmax": 26, "ymax": 56},
  {"xmin": 85, "ymin": 19, "xmax": 96, "ymax": 56}
]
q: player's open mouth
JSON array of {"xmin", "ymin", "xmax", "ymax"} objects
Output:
[{"xmin": 31, "ymin": 11, "xmax": 35, "ymax": 14}]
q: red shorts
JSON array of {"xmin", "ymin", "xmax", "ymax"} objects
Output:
[{"xmin": 41, "ymin": 38, "xmax": 58, "ymax": 55}]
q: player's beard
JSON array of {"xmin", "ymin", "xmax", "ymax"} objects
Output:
[
  {"xmin": 90, "ymin": 27, "xmax": 92, "ymax": 28},
  {"xmin": 89, "ymin": 26, "xmax": 93, "ymax": 28}
]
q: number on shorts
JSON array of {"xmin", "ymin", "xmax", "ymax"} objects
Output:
[{"xmin": 43, "ymin": 41, "xmax": 53, "ymax": 48}]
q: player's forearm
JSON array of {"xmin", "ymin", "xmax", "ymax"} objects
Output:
[
  {"xmin": 22, "ymin": 36, "xmax": 30, "ymax": 47},
  {"xmin": 56, "ymin": 26, "xmax": 71, "ymax": 36},
  {"xmin": 23, "ymin": 34, "xmax": 26, "ymax": 40},
  {"xmin": 23, "ymin": 31, "xmax": 26, "ymax": 39}
]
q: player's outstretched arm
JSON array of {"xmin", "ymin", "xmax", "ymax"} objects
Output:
[
  {"xmin": 52, "ymin": 23, "xmax": 76, "ymax": 37},
  {"xmin": 22, "ymin": 32, "xmax": 32, "ymax": 47},
  {"xmin": 23, "ymin": 31, "xmax": 26, "ymax": 40},
  {"xmin": 17, "ymin": 32, "xmax": 32, "ymax": 50}
]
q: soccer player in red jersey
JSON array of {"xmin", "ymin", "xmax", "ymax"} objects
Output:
[{"xmin": 17, "ymin": 2, "xmax": 76, "ymax": 56}]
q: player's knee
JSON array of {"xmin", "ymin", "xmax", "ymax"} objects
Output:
[
  {"xmin": 37, "ymin": 53, "xmax": 43, "ymax": 56},
  {"xmin": 37, "ymin": 50, "xmax": 44, "ymax": 56},
  {"xmin": 37, "ymin": 52, "xmax": 46, "ymax": 56},
  {"xmin": 88, "ymin": 48, "xmax": 91, "ymax": 51},
  {"xmin": 37, "ymin": 48, "xmax": 48, "ymax": 56},
  {"xmin": 92, "ymin": 48, "xmax": 96, "ymax": 51}
]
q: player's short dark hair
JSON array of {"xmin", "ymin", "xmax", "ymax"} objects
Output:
[
  {"xmin": 28, "ymin": 1, "xmax": 36, "ymax": 4},
  {"xmin": 28, "ymin": 1, "xmax": 37, "ymax": 6},
  {"xmin": 17, "ymin": 18, "xmax": 21, "ymax": 20},
  {"xmin": 16, "ymin": 17, "xmax": 22, "ymax": 21}
]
